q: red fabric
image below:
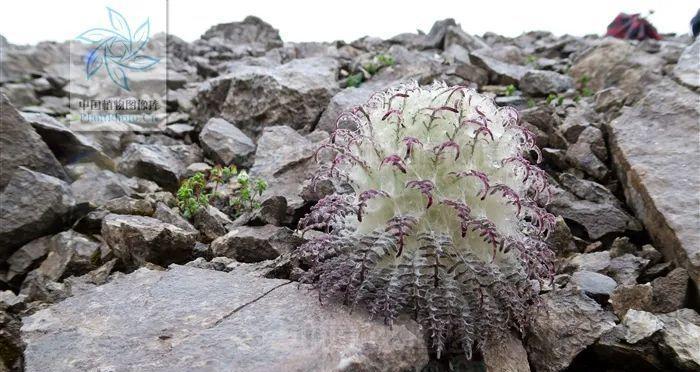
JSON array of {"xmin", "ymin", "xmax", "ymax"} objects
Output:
[{"xmin": 606, "ymin": 13, "xmax": 661, "ymax": 40}]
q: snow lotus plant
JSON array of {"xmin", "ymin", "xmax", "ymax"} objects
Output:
[{"xmin": 298, "ymin": 81, "xmax": 555, "ymax": 357}]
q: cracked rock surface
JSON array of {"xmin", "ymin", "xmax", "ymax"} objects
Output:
[{"xmin": 21, "ymin": 265, "xmax": 428, "ymax": 372}]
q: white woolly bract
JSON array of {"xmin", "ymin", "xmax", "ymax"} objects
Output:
[{"xmin": 300, "ymin": 81, "xmax": 555, "ymax": 356}]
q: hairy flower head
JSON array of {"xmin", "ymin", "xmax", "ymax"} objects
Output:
[{"xmin": 299, "ymin": 81, "xmax": 555, "ymax": 357}]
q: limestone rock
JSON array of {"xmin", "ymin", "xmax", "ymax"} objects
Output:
[
  {"xmin": 607, "ymin": 79, "xmax": 700, "ymax": 287},
  {"xmin": 672, "ymin": 38, "xmax": 699, "ymax": 89},
  {"xmin": 192, "ymin": 205, "xmax": 233, "ymax": 243},
  {"xmin": 198, "ymin": 117, "xmax": 255, "ymax": 167},
  {"xmin": 520, "ymin": 70, "xmax": 573, "ymax": 96},
  {"xmin": 70, "ymin": 169, "xmax": 139, "ymax": 207},
  {"xmin": 657, "ymin": 309, "xmax": 700, "ymax": 371},
  {"xmin": 482, "ymin": 331, "xmax": 530, "ymax": 372},
  {"xmin": 622, "ymin": 309, "xmax": 663, "ymax": 344},
  {"xmin": 4, "ymin": 236, "xmax": 51, "ymax": 287},
  {"xmin": 0, "ymin": 167, "xmax": 76, "ymax": 259},
  {"xmin": 201, "ymin": 16, "xmax": 283, "ymax": 50},
  {"xmin": 104, "ymin": 196, "xmax": 155, "ymax": 216},
  {"xmin": 21, "ymin": 265, "xmax": 429, "ymax": 371},
  {"xmin": 470, "ymin": 52, "xmax": 529, "ymax": 85},
  {"xmin": 21, "ymin": 112, "xmax": 113, "ymax": 168},
  {"xmin": 250, "ymin": 125, "xmax": 321, "ymax": 211},
  {"xmin": 211, "ymin": 225, "xmax": 303, "ymax": 263},
  {"xmin": 101, "ymin": 214, "xmax": 197, "ymax": 269},
  {"xmin": 118, "ymin": 143, "xmax": 203, "ymax": 191},
  {"xmin": 526, "ymin": 289, "xmax": 617, "ymax": 372},
  {"xmin": 570, "ymin": 38, "xmax": 664, "ymax": 102},
  {"xmin": 194, "ymin": 57, "xmax": 339, "ymax": 136},
  {"xmin": 649, "ymin": 268, "xmax": 689, "ymax": 313},
  {"xmin": 610, "ymin": 283, "xmax": 653, "ymax": 318},
  {"xmin": 0, "ymin": 94, "xmax": 67, "ymax": 189},
  {"xmin": 548, "ymin": 183, "xmax": 641, "ymax": 240},
  {"xmin": 570, "ymin": 271, "xmax": 617, "ymax": 302}
]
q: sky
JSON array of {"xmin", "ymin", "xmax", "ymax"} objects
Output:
[{"xmin": 1, "ymin": 1, "xmax": 698, "ymax": 45}]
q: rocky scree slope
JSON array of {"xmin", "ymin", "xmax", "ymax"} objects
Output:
[{"xmin": 1, "ymin": 16, "xmax": 699, "ymax": 372}]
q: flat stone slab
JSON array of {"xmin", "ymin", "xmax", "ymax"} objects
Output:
[
  {"xmin": 607, "ymin": 79, "xmax": 700, "ymax": 287},
  {"xmin": 21, "ymin": 265, "xmax": 428, "ymax": 371}
]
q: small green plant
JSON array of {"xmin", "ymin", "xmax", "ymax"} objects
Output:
[
  {"xmin": 209, "ymin": 165, "xmax": 237, "ymax": 195},
  {"xmin": 546, "ymin": 93, "xmax": 564, "ymax": 106},
  {"xmin": 527, "ymin": 98, "xmax": 536, "ymax": 108},
  {"xmin": 577, "ymin": 75, "xmax": 593, "ymax": 97},
  {"xmin": 177, "ymin": 172, "xmax": 209, "ymax": 219},
  {"xmin": 359, "ymin": 53, "xmax": 396, "ymax": 82},
  {"xmin": 525, "ymin": 55, "xmax": 537, "ymax": 65},
  {"xmin": 504, "ymin": 84, "xmax": 517, "ymax": 96},
  {"xmin": 346, "ymin": 73, "xmax": 364, "ymax": 88},
  {"xmin": 229, "ymin": 170, "xmax": 268, "ymax": 214},
  {"xmin": 177, "ymin": 166, "xmax": 267, "ymax": 219},
  {"xmin": 375, "ymin": 53, "xmax": 395, "ymax": 67},
  {"xmin": 363, "ymin": 62, "xmax": 379, "ymax": 75}
]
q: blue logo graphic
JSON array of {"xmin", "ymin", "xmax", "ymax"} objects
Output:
[{"xmin": 76, "ymin": 7, "xmax": 160, "ymax": 91}]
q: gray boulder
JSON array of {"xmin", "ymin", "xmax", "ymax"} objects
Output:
[
  {"xmin": 19, "ymin": 231, "xmax": 103, "ymax": 299},
  {"xmin": 152, "ymin": 202, "xmax": 197, "ymax": 234},
  {"xmin": 0, "ymin": 82, "xmax": 39, "ymax": 107},
  {"xmin": 0, "ymin": 94, "xmax": 67, "ymax": 189},
  {"xmin": 251, "ymin": 125, "xmax": 321, "ymax": 211},
  {"xmin": 101, "ymin": 214, "xmax": 197, "ymax": 269},
  {"xmin": 444, "ymin": 26, "xmax": 490, "ymax": 52},
  {"xmin": 482, "ymin": 331, "xmax": 530, "ymax": 372},
  {"xmin": 118, "ymin": 143, "xmax": 203, "ymax": 191},
  {"xmin": 316, "ymin": 83, "xmax": 382, "ymax": 133},
  {"xmin": 21, "ymin": 112, "xmax": 113, "ymax": 168},
  {"xmin": 672, "ymin": 38, "xmax": 699, "ymax": 89},
  {"xmin": 4, "ymin": 236, "xmax": 51, "ymax": 286},
  {"xmin": 0, "ymin": 167, "xmax": 76, "ymax": 259},
  {"xmin": 569, "ymin": 38, "xmax": 664, "ymax": 102},
  {"xmin": 610, "ymin": 283, "xmax": 654, "ymax": 319},
  {"xmin": 657, "ymin": 309, "xmax": 700, "ymax": 370},
  {"xmin": 198, "ymin": 117, "xmax": 255, "ymax": 167},
  {"xmin": 520, "ymin": 70, "xmax": 574, "ymax": 96},
  {"xmin": 194, "ymin": 57, "xmax": 339, "ymax": 136},
  {"xmin": 192, "ymin": 205, "xmax": 233, "ymax": 243},
  {"xmin": 548, "ymin": 183, "xmax": 641, "ymax": 240},
  {"xmin": 103, "ymin": 196, "xmax": 156, "ymax": 216},
  {"xmin": 570, "ymin": 271, "xmax": 617, "ymax": 302},
  {"xmin": 21, "ymin": 265, "xmax": 429, "ymax": 371},
  {"xmin": 70, "ymin": 169, "xmax": 139, "ymax": 207},
  {"xmin": 526, "ymin": 289, "xmax": 617, "ymax": 372},
  {"xmin": 607, "ymin": 79, "xmax": 700, "ymax": 288},
  {"xmin": 470, "ymin": 52, "xmax": 529, "ymax": 85},
  {"xmin": 211, "ymin": 225, "xmax": 303, "ymax": 263},
  {"xmin": 649, "ymin": 268, "xmax": 689, "ymax": 313},
  {"xmin": 0, "ymin": 309, "xmax": 24, "ymax": 371},
  {"xmin": 201, "ymin": 16, "xmax": 283, "ymax": 50}
]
